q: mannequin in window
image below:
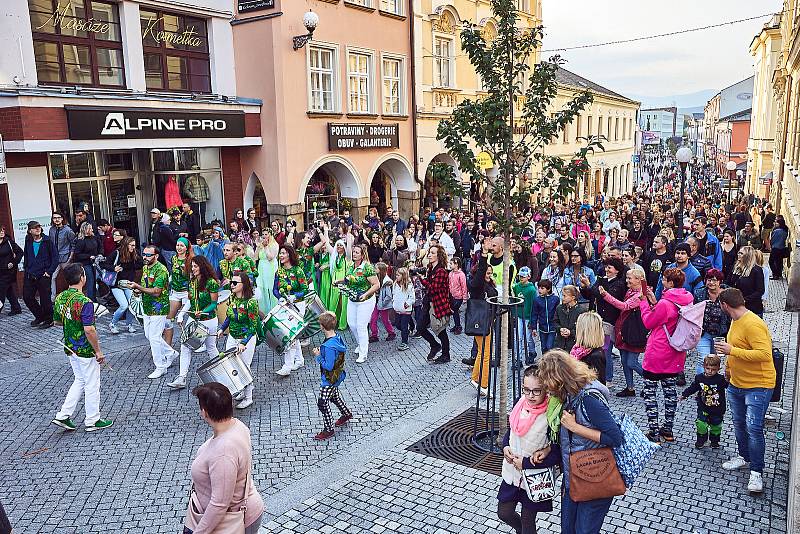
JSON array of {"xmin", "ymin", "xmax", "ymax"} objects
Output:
[
  {"xmin": 182, "ymin": 164, "xmax": 210, "ymax": 224},
  {"xmin": 164, "ymin": 174, "xmax": 183, "ymax": 211}
]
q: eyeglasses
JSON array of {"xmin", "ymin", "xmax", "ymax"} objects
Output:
[
  {"xmin": 142, "ymin": 252, "xmax": 155, "ymax": 257},
  {"xmin": 522, "ymin": 387, "xmax": 544, "ymax": 396},
  {"xmin": 230, "ymin": 280, "xmax": 241, "ymax": 286}
]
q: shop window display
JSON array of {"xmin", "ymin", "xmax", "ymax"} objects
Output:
[{"xmin": 150, "ymin": 148, "xmax": 222, "ymax": 225}]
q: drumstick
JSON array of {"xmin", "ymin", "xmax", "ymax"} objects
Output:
[{"xmin": 58, "ymin": 341, "xmax": 114, "ymax": 371}]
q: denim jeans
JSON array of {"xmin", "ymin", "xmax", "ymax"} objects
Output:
[
  {"xmin": 450, "ymin": 298, "xmax": 464, "ymax": 329},
  {"xmin": 728, "ymin": 385, "xmax": 773, "ymax": 473},
  {"xmin": 396, "ymin": 313, "xmax": 411, "ymax": 343},
  {"xmin": 82, "ymin": 265, "xmax": 96, "ymax": 301},
  {"xmin": 539, "ymin": 330, "xmax": 556, "ymax": 353},
  {"xmin": 695, "ymin": 332, "xmax": 715, "ymax": 374},
  {"xmin": 561, "ymin": 492, "xmax": 613, "ymax": 534},
  {"xmin": 602, "ymin": 335, "xmax": 615, "ymax": 382},
  {"xmin": 516, "ymin": 317, "xmax": 534, "ymax": 363},
  {"xmin": 162, "ymin": 250, "xmax": 177, "ymax": 271},
  {"xmin": 619, "ymin": 349, "xmax": 643, "ymax": 389},
  {"xmin": 110, "ymin": 287, "xmax": 134, "ymax": 325}
]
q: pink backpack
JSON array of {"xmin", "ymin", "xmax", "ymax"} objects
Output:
[{"xmin": 662, "ymin": 300, "xmax": 706, "ymax": 352}]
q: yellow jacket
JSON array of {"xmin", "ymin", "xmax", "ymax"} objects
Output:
[{"xmin": 726, "ymin": 311, "xmax": 775, "ymax": 390}]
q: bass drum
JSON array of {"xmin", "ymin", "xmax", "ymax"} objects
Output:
[
  {"xmin": 128, "ymin": 293, "xmax": 145, "ymax": 325},
  {"xmin": 216, "ymin": 289, "xmax": 231, "ymax": 323},
  {"xmin": 261, "ymin": 301, "xmax": 306, "ymax": 354},
  {"xmin": 197, "ymin": 348, "xmax": 253, "ymax": 395}
]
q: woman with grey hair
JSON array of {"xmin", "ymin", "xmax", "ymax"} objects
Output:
[{"xmin": 71, "ymin": 222, "xmax": 100, "ymax": 301}]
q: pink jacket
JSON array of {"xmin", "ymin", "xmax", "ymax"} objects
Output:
[
  {"xmin": 639, "ymin": 288, "xmax": 694, "ymax": 374},
  {"xmin": 449, "ymin": 270, "xmax": 468, "ymax": 300},
  {"xmin": 604, "ymin": 286, "xmax": 646, "ymax": 352},
  {"xmin": 571, "ymin": 223, "xmax": 592, "ymax": 240}
]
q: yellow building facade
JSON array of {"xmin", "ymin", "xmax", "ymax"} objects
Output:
[
  {"xmin": 412, "ymin": 0, "xmax": 541, "ymax": 208},
  {"xmin": 746, "ymin": 15, "xmax": 782, "ymax": 197},
  {"xmin": 545, "ymin": 69, "xmax": 640, "ymax": 200}
]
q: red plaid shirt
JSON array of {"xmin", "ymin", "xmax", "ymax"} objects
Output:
[{"xmin": 422, "ymin": 264, "xmax": 452, "ymax": 319}]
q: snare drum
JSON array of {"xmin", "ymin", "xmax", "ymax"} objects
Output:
[
  {"xmin": 261, "ymin": 301, "xmax": 306, "ymax": 353},
  {"xmin": 180, "ymin": 319, "xmax": 210, "ymax": 351},
  {"xmin": 216, "ymin": 289, "xmax": 231, "ymax": 323},
  {"xmin": 196, "ymin": 348, "xmax": 253, "ymax": 395},
  {"xmin": 299, "ymin": 291, "xmax": 326, "ymax": 339},
  {"xmin": 128, "ymin": 294, "xmax": 145, "ymax": 324}
]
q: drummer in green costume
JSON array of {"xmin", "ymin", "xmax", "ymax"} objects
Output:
[
  {"xmin": 217, "ymin": 271, "xmax": 260, "ymax": 409},
  {"xmin": 219, "ymin": 242, "xmax": 250, "ymax": 290},
  {"xmin": 164, "ymin": 237, "xmax": 193, "ymax": 346},
  {"xmin": 321, "ymin": 223, "xmax": 350, "ymax": 331},
  {"xmin": 272, "ymin": 244, "xmax": 310, "ymax": 377},
  {"xmin": 167, "ymin": 256, "xmax": 220, "ymax": 390}
]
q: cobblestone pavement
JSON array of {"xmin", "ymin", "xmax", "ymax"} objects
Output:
[{"xmin": 0, "ymin": 281, "xmax": 795, "ymax": 533}]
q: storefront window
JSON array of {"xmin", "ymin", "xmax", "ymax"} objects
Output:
[
  {"xmin": 28, "ymin": 0, "xmax": 124, "ymax": 87},
  {"xmin": 305, "ymin": 169, "xmax": 340, "ymax": 222},
  {"xmin": 150, "ymin": 148, "xmax": 222, "ymax": 225},
  {"xmin": 49, "ymin": 152, "xmax": 109, "ymax": 229},
  {"xmin": 50, "ymin": 152, "xmax": 105, "ymax": 180},
  {"xmin": 141, "ymin": 9, "xmax": 211, "ymax": 93}
]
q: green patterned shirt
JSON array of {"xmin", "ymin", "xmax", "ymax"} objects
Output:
[
  {"xmin": 345, "ymin": 261, "xmax": 376, "ymax": 294},
  {"xmin": 298, "ymin": 246, "xmax": 315, "ymax": 278},
  {"xmin": 189, "ymin": 278, "xmax": 221, "ymax": 320},
  {"xmin": 276, "ymin": 264, "xmax": 309, "ymax": 299},
  {"xmin": 170, "ymin": 255, "xmax": 190, "ymax": 292},
  {"xmin": 53, "ymin": 288, "xmax": 95, "ymax": 357},
  {"xmin": 141, "ymin": 261, "xmax": 170, "ymax": 316},
  {"xmin": 226, "ymin": 296, "xmax": 260, "ymax": 342},
  {"xmin": 219, "ymin": 257, "xmax": 251, "ymax": 289}
]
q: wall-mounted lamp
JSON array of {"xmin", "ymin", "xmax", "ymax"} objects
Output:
[{"xmin": 292, "ymin": 10, "xmax": 319, "ymax": 50}]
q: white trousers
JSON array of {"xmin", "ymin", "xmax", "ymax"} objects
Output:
[
  {"xmin": 281, "ymin": 300, "xmax": 306, "ymax": 370},
  {"xmin": 179, "ymin": 318, "xmax": 219, "ymax": 378},
  {"xmin": 226, "ymin": 335, "xmax": 256, "ymax": 400},
  {"xmin": 347, "ymin": 295, "xmax": 376, "ymax": 358},
  {"xmin": 144, "ymin": 315, "xmax": 175, "ymax": 370},
  {"xmin": 56, "ymin": 355, "xmax": 101, "ymax": 426}
]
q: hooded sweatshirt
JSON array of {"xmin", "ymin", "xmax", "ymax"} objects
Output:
[
  {"xmin": 316, "ymin": 333, "xmax": 348, "ymax": 387},
  {"xmin": 639, "ymin": 287, "xmax": 695, "ymax": 375}
]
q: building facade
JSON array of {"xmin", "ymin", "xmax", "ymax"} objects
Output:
[
  {"xmin": 412, "ymin": 0, "xmax": 541, "ymax": 210},
  {"xmin": 688, "ymin": 112, "xmax": 705, "ymax": 160},
  {"xmin": 714, "ymin": 109, "xmax": 751, "ymax": 176},
  {"xmin": 638, "ymin": 107, "xmax": 676, "ymax": 143},
  {"xmin": 232, "ymin": 0, "xmax": 416, "ymax": 225},
  {"xmin": 746, "ymin": 15, "xmax": 782, "ymax": 197},
  {"xmin": 549, "ymin": 69, "xmax": 639, "ymax": 199},
  {"xmin": 702, "ymin": 93, "xmax": 721, "ymax": 166},
  {"xmin": 0, "ymin": 0, "xmax": 262, "ymax": 242}
]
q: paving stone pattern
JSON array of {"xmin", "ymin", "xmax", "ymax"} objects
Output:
[{"xmin": 0, "ymin": 281, "xmax": 795, "ymax": 533}]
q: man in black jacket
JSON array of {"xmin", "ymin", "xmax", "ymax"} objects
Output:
[
  {"xmin": 181, "ymin": 202, "xmax": 201, "ymax": 242},
  {"xmin": 23, "ymin": 221, "xmax": 59, "ymax": 328}
]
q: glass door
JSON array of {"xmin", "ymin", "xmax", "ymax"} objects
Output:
[
  {"xmin": 108, "ymin": 178, "xmax": 139, "ymax": 243},
  {"xmin": 52, "ymin": 179, "xmax": 109, "ymax": 230}
]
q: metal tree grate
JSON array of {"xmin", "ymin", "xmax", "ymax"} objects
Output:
[{"xmin": 406, "ymin": 408, "xmax": 503, "ymax": 476}]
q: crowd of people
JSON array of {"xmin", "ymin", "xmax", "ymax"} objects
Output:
[{"xmin": 14, "ymin": 149, "xmax": 783, "ymax": 533}]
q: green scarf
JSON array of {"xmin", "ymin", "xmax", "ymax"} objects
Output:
[{"xmin": 545, "ymin": 396, "xmax": 563, "ymax": 444}]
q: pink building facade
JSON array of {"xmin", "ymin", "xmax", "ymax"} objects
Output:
[{"xmin": 232, "ymin": 0, "xmax": 418, "ymax": 225}]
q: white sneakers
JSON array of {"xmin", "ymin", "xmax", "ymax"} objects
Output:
[
  {"xmin": 722, "ymin": 456, "xmax": 749, "ymax": 471},
  {"xmin": 167, "ymin": 375, "xmax": 187, "ymax": 389},
  {"xmin": 356, "ymin": 354, "xmax": 367, "ymax": 364},
  {"xmin": 109, "ymin": 323, "xmax": 120, "ymax": 334},
  {"xmin": 236, "ymin": 398, "xmax": 254, "ymax": 410},
  {"xmin": 747, "ymin": 471, "xmax": 764, "ymax": 493},
  {"xmin": 275, "ymin": 366, "xmax": 292, "ymax": 377},
  {"xmin": 127, "ymin": 324, "xmax": 136, "ymax": 334},
  {"xmin": 469, "ymin": 380, "xmax": 490, "ymax": 397},
  {"xmin": 291, "ymin": 356, "xmax": 304, "ymax": 371},
  {"xmin": 147, "ymin": 368, "xmax": 166, "ymax": 379}
]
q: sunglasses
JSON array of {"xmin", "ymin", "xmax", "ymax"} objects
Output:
[
  {"xmin": 230, "ymin": 280, "xmax": 241, "ymax": 286},
  {"xmin": 142, "ymin": 252, "xmax": 156, "ymax": 257}
]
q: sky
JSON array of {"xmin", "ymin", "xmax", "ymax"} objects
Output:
[{"xmin": 541, "ymin": 0, "xmax": 782, "ymax": 106}]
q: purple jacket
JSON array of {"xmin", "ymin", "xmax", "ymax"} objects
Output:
[{"xmin": 639, "ymin": 288, "xmax": 694, "ymax": 374}]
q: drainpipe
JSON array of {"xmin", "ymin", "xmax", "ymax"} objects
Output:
[{"xmin": 409, "ymin": 0, "xmax": 421, "ymax": 216}]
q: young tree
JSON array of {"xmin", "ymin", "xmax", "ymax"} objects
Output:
[{"xmin": 436, "ymin": 0, "xmax": 602, "ymax": 439}]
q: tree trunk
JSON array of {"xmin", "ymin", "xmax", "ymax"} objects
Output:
[{"xmin": 497, "ymin": 244, "xmax": 512, "ymax": 441}]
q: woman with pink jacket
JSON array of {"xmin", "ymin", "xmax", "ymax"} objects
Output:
[
  {"xmin": 599, "ymin": 269, "xmax": 647, "ymax": 398},
  {"xmin": 638, "ymin": 267, "xmax": 695, "ymax": 443}
]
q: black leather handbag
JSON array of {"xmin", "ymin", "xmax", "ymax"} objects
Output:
[{"xmin": 464, "ymin": 298, "xmax": 492, "ymax": 336}]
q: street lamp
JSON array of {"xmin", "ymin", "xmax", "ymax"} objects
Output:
[
  {"xmin": 736, "ymin": 169, "xmax": 744, "ymax": 200},
  {"xmin": 292, "ymin": 10, "xmax": 320, "ymax": 50},
  {"xmin": 726, "ymin": 160, "xmax": 737, "ymax": 206},
  {"xmin": 676, "ymin": 146, "xmax": 692, "ymax": 239}
]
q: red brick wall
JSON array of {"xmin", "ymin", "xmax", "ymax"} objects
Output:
[
  {"xmin": 221, "ymin": 147, "xmax": 243, "ymax": 222},
  {"xmin": 6, "ymin": 152, "xmax": 48, "ymax": 168},
  {"xmin": 0, "ymin": 107, "xmax": 68, "ymax": 140}
]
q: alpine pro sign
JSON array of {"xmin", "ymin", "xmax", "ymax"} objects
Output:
[{"xmin": 65, "ymin": 107, "xmax": 246, "ymax": 140}]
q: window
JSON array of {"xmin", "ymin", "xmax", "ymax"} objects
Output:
[
  {"xmin": 29, "ymin": 0, "xmax": 124, "ymax": 87},
  {"xmin": 382, "ymin": 57, "xmax": 403, "ymax": 115},
  {"xmin": 562, "ymin": 123, "xmax": 569, "ymax": 144},
  {"xmin": 607, "ymin": 117, "xmax": 612, "ymax": 139},
  {"xmin": 434, "ymin": 36, "xmax": 453, "ymax": 88},
  {"xmin": 309, "ymin": 45, "xmax": 336, "ymax": 112},
  {"xmin": 587, "ymin": 116, "xmax": 593, "ymax": 137},
  {"xmin": 141, "ymin": 9, "xmax": 210, "ymax": 93},
  {"xmin": 614, "ymin": 118, "xmax": 619, "ymax": 140},
  {"xmin": 380, "ymin": 0, "xmax": 401, "ymax": 15},
  {"xmin": 575, "ymin": 116, "xmax": 582, "ymax": 140},
  {"xmin": 597, "ymin": 116, "xmax": 603, "ymax": 137},
  {"xmin": 347, "ymin": 0, "xmax": 372, "ymax": 6},
  {"xmin": 348, "ymin": 51, "xmax": 372, "ymax": 113}
]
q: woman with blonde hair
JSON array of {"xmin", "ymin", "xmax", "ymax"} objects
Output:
[
  {"xmin": 576, "ymin": 230, "xmax": 594, "ymax": 260},
  {"xmin": 729, "ymin": 245, "xmax": 765, "ymax": 316},
  {"xmin": 537, "ymin": 349, "xmax": 623, "ymax": 534},
  {"xmin": 569, "ymin": 312, "xmax": 606, "ymax": 383},
  {"xmin": 255, "ymin": 230, "xmax": 279, "ymax": 315}
]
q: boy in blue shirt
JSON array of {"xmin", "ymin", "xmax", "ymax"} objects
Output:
[
  {"xmin": 531, "ymin": 279, "xmax": 560, "ymax": 354},
  {"xmin": 313, "ymin": 311, "xmax": 353, "ymax": 440}
]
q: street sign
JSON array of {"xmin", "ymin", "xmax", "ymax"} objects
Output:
[
  {"xmin": 0, "ymin": 134, "xmax": 6, "ymax": 185},
  {"xmin": 632, "ymin": 154, "xmax": 640, "ymax": 164},
  {"xmin": 476, "ymin": 151, "xmax": 494, "ymax": 170}
]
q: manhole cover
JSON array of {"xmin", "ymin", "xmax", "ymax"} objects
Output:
[{"xmin": 406, "ymin": 408, "xmax": 503, "ymax": 476}]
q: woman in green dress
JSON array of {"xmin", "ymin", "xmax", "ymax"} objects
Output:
[
  {"xmin": 327, "ymin": 238, "xmax": 350, "ymax": 331},
  {"xmin": 256, "ymin": 230, "xmax": 279, "ymax": 315}
]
